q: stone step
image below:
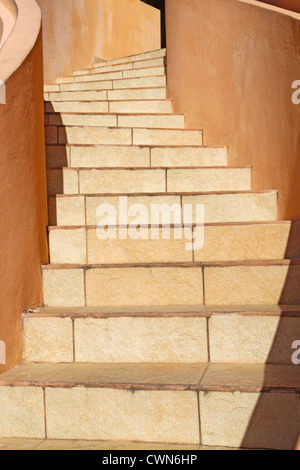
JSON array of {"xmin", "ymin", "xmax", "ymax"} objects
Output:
[
  {"xmin": 108, "ymin": 99, "xmax": 172, "ymax": 114},
  {"xmin": 94, "ymin": 48, "xmax": 166, "ymax": 68},
  {"xmin": 48, "ymin": 221, "xmax": 300, "ymax": 265},
  {"xmin": 45, "ymin": 87, "xmax": 167, "ymax": 103},
  {"xmin": 112, "ymin": 76, "xmax": 166, "ymax": 90},
  {"xmin": 70, "ymin": 65, "xmax": 166, "ymax": 83},
  {"xmin": 48, "ymin": 191, "xmax": 277, "ymax": 227},
  {"xmin": 51, "ymin": 75, "xmax": 167, "ymax": 93},
  {"xmin": 45, "ymin": 113, "xmax": 185, "ymax": 129},
  {"xmin": 44, "ymin": 101, "xmax": 109, "ymax": 114},
  {"xmin": 41, "ymin": 260, "xmax": 300, "ymax": 307},
  {"xmin": 0, "ymin": 362, "xmax": 298, "ymax": 449},
  {"xmin": 0, "ymin": 438, "xmax": 213, "ymax": 451},
  {"xmin": 46, "ymin": 127, "xmax": 203, "ymax": 147},
  {"xmin": 46, "ymin": 167, "xmax": 252, "ymax": 196},
  {"xmin": 45, "ymin": 145, "xmax": 228, "ymax": 169},
  {"xmin": 22, "ymin": 306, "xmax": 300, "ymax": 365},
  {"xmin": 44, "ymin": 99, "xmax": 173, "ymax": 115},
  {"xmin": 77, "ymin": 57, "xmax": 166, "ymax": 77},
  {"xmin": 107, "ymin": 87, "xmax": 167, "ymax": 101}
]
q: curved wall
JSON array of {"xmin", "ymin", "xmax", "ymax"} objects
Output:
[
  {"xmin": 0, "ymin": 0, "xmax": 48, "ymax": 374},
  {"xmin": 166, "ymin": 0, "xmax": 300, "ymax": 220},
  {"xmin": 36, "ymin": 0, "xmax": 161, "ymax": 84},
  {"xmin": 0, "ymin": 0, "xmax": 17, "ymax": 48},
  {"xmin": 260, "ymin": 1, "xmax": 300, "ymax": 13}
]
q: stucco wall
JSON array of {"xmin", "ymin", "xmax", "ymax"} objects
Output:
[
  {"xmin": 166, "ymin": 0, "xmax": 300, "ymax": 220},
  {"xmin": 36, "ymin": 0, "xmax": 161, "ymax": 84},
  {"xmin": 0, "ymin": 0, "xmax": 48, "ymax": 374}
]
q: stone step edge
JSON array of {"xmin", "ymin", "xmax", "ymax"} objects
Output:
[
  {"xmin": 41, "ymin": 259, "xmax": 300, "ymax": 269},
  {"xmin": 52, "ymin": 74, "xmax": 167, "ymax": 86},
  {"xmin": 48, "ymin": 166, "xmax": 251, "ymax": 171},
  {"xmin": 73, "ymin": 55, "xmax": 167, "ymax": 74},
  {"xmin": 0, "ymin": 363, "xmax": 298, "ymax": 394},
  {"xmin": 56, "ymin": 62, "xmax": 167, "ymax": 82},
  {"xmin": 48, "ymin": 220, "xmax": 297, "ymax": 231},
  {"xmin": 48, "ymin": 189, "xmax": 277, "ymax": 197},
  {"xmin": 23, "ymin": 305, "xmax": 300, "ymax": 319}
]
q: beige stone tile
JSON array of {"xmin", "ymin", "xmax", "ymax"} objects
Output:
[
  {"xmin": 209, "ymin": 316, "xmax": 281, "ymax": 363},
  {"xmin": 71, "ymin": 146, "xmax": 150, "ymax": 168},
  {"xmin": 75, "ymin": 317, "xmax": 208, "ymax": 362},
  {"xmin": 108, "ymin": 88, "xmax": 166, "ymax": 101},
  {"xmin": 44, "ymin": 84, "xmax": 60, "ymax": 92},
  {"xmin": 56, "ymin": 196, "xmax": 85, "ymax": 226},
  {"xmin": 0, "ymin": 387, "xmax": 45, "ymax": 438},
  {"xmin": 60, "ymin": 81, "xmax": 113, "ymax": 92},
  {"xmin": 50, "ymin": 228, "xmax": 86, "ymax": 264},
  {"xmin": 0, "ymin": 439, "xmax": 44, "ymax": 450},
  {"xmin": 49, "ymin": 90, "xmax": 107, "ymax": 101},
  {"xmin": 35, "ymin": 440, "xmax": 199, "ymax": 450},
  {"xmin": 145, "ymin": 49, "xmax": 166, "ymax": 60},
  {"xmin": 195, "ymin": 223, "xmax": 292, "ymax": 262},
  {"xmin": 0, "ymin": 363, "xmax": 70, "ymax": 383},
  {"xmin": 86, "ymin": 267, "xmax": 203, "ymax": 307},
  {"xmin": 46, "ymin": 145, "xmax": 70, "ymax": 168},
  {"xmin": 118, "ymin": 114, "xmax": 184, "ymax": 129},
  {"xmin": 168, "ymin": 169, "xmax": 252, "ymax": 192},
  {"xmin": 204, "ymin": 265, "xmax": 300, "ymax": 305},
  {"xmin": 49, "ymin": 113, "xmax": 117, "ymax": 127},
  {"xmin": 109, "ymin": 100, "xmax": 172, "ymax": 114},
  {"xmin": 45, "ymin": 387, "xmax": 200, "ymax": 443},
  {"xmin": 183, "ymin": 192, "xmax": 278, "ymax": 223},
  {"xmin": 134, "ymin": 58, "xmax": 165, "ymax": 69},
  {"xmin": 85, "ymin": 195, "xmax": 181, "ymax": 225},
  {"xmin": 47, "ymin": 363, "xmax": 206, "ymax": 385},
  {"xmin": 59, "ymin": 127, "xmax": 132, "ymax": 146},
  {"xmin": 123, "ymin": 66, "xmax": 165, "ymax": 79},
  {"xmin": 133, "ymin": 129, "xmax": 203, "ymax": 146},
  {"xmin": 24, "ymin": 317, "xmax": 73, "ymax": 362},
  {"xmin": 92, "ymin": 62, "xmax": 133, "ymax": 74},
  {"xmin": 79, "ymin": 169, "xmax": 165, "ymax": 194},
  {"xmin": 75, "ymin": 71, "xmax": 122, "ymax": 82},
  {"xmin": 200, "ymin": 391, "xmax": 300, "ymax": 450},
  {"xmin": 113, "ymin": 76, "xmax": 166, "ymax": 90},
  {"xmin": 63, "ymin": 169, "xmax": 79, "ymax": 194},
  {"xmin": 43, "ymin": 269, "xmax": 85, "ymax": 307},
  {"xmin": 47, "ymin": 101, "xmax": 109, "ymax": 113},
  {"xmin": 151, "ymin": 147, "xmax": 228, "ymax": 167},
  {"xmin": 201, "ymin": 364, "xmax": 300, "ymax": 390},
  {"xmin": 209, "ymin": 316, "xmax": 300, "ymax": 365},
  {"xmin": 87, "ymin": 227, "xmax": 193, "ymax": 264}
]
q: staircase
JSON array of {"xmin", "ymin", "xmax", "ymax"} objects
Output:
[{"xmin": 0, "ymin": 49, "xmax": 299, "ymax": 450}]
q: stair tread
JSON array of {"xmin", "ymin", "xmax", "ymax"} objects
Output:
[
  {"xmin": 0, "ymin": 363, "xmax": 299, "ymax": 393},
  {"xmin": 0, "ymin": 438, "xmax": 206, "ymax": 451},
  {"xmin": 24, "ymin": 305, "xmax": 300, "ymax": 317}
]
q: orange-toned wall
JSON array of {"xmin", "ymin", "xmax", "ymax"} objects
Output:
[
  {"xmin": 0, "ymin": 30, "xmax": 48, "ymax": 374},
  {"xmin": 36, "ymin": 0, "xmax": 161, "ymax": 84},
  {"xmin": 166, "ymin": 0, "xmax": 300, "ymax": 220}
]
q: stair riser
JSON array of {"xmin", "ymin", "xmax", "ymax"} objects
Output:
[
  {"xmin": 23, "ymin": 315, "xmax": 300, "ymax": 365},
  {"xmin": 55, "ymin": 76, "xmax": 166, "ymax": 92},
  {"xmin": 46, "ymin": 168, "xmax": 252, "ymax": 196},
  {"xmin": 0, "ymin": 385, "xmax": 297, "ymax": 449},
  {"xmin": 48, "ymin": 193, "xmax": 277, "ymax": 227},
  {"xmin": 46, "ymin": 126, "xmax": 203, "ymax": 147},
  {"xmin": 45, "ymin": 114, "xmax": 185, "ymax": 130},
  {"xmin": 46, "ymin": 145, "xmax": 228, "ymax": 169},
  {"xmin": 42, "ymin": 264, "xmax": 300, "ymax": 307},
  {"xmin": 92, "ymin": 57, "xmax": 166, "ymax": 74},
  {"xmin": 45, "ymin": 88, "xmax": 167, "ymax": 102},
  {"xmin": 71, "ymin": 66, "xmax": 166, "ymax": 82},
  {"xmin": 48, "ymin": 223, "xmax": 300, "ymax": 265},
  {"xmin": 108, "ymin": 100, "xmax": 172, "ymax": 114}
]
